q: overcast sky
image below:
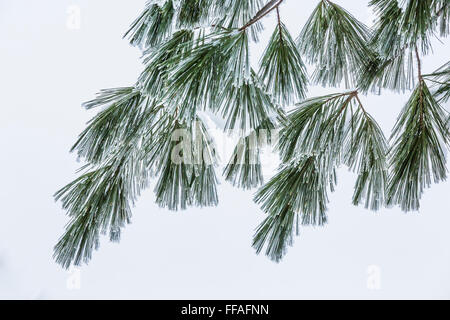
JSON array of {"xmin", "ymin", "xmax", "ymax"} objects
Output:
[{"xmin": 0, "ymin": 0, "xmax": 449, "ymax": 299}]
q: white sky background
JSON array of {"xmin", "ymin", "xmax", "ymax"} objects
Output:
[{"xmin": 0, "ymin": 0, "xmax": 449, "ymax": 299}]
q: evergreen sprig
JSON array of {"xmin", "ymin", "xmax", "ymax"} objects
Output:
[
  {"xmin": 255, "ymin": 91, "xmax": 389, "ymax": 261},
  {"xmin": 253, "ymin": 156, "xmax": 334, "ymax": 262},
  {"xmin": 259, "ymin": 15, "xmax": 307, "ymax": 106},
  {"xmin": 278, "ymin": 92, "xmax": 356, "ymax": 163},
  {"xmin": 70, "ymin": 87, "xmax": 147, "ymax": 164},
  {"xmin": 361, "ymin": 0, "xmax": 448, "ymax": 93},
  {"xmin": 434, "ymin": 0, "xmax": 449, "ymax": 37},
  {"xmin": 124, "ymin": 0, "xmax": 175, "ymax": 48},
  {"xmin": 344, "ymin": 100, "xmax": 388, "ymax": 211},
  {"xmin": 387, "ymin": 80, "xmax": 449, "ymax": 212},
  {"xmin": 297, "ymin": 0, "xmax": 373, "ymax": 88},
  {"xmin": 219, "ymin": 71, "xmax": 279, "ymax": 132},
  {"xmin": 401, "ymin": 0, "xmax": 436, "ymax": 54},
  {"xmin": 164, "ymin": 30, "xmax": 250, "ymax": 122},
  {"xmin": 154, "ymin": 118, "xmax": 219, "ymax": 210},
  {"xmin": 360, "ymin": 0, "xmax": 415, "ymax": 93},
  {"xmin": 359, "ymin": 45, "xmax": 416, "ymax": 93},
  {"xmin": 54, "ymin": 147, "xmax": 149, "ymax": 269}
]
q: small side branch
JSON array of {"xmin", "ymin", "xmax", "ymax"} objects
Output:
[
  {"xmin": 276, "ymin": 7, "xmax": 284, "ymax": 43},
  {"xmin": 415, "ymin": 46, "xmax": 423, "ymax": 82},
  {"xmin": 415, "ymin": 46, "xmax": 425, "ymax": 131},
  {"xmin": 239, "ymin": 0, "xmax": 284, "ymax": 31}
]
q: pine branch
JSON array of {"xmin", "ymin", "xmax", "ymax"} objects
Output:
[
  {"xmin": 54, "ymin": 93, "xmax": 171, "ymax": 268},
  {"xmin": 402, "ymin": 0, "xmax": 436, "ymax": 54},
  {"xmin": 361, "ymin": 0, "xmax": 411, "ymax": 92},
  {"xmin": 344, "ymin": 95, "xmax": 389, "ymax": 211},
  {"xmin": 387, "ymin": 80, "xmax": 449, "ymax": 212},
  {"xmin": 358, "ymin": 45, "xmax": 416, "ymax": 93},
  {"xmin": 369, "ymin": 0, "xmax": 404, "ymax": 56},
  {"xmin": 360, "ymin": 0, "xmax": 445, "ymax": 92},
  {"xmin": 57, "ymin": 0, "xmax": 450, "ymax": 267}
]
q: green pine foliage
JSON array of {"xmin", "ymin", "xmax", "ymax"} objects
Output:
[
  {"xmin": 278, "ymin": 92, "xmax": 357, "ymax": 163},
  {"xmin": 71, "ymin": 87, "xmax": 145, "ymax": 164},
  {"xmin": 253, "ymin": 91, "xmax": 389, "ymax": 258},
  {"xmin": 154, "ymin": 118, "xmax": 219, "ymax": 210},
  {"xmin": 369, "ymin": 0, "xmax": 404, "ymax": 57},
  {"xmin": 224, "ymin": 135, "xmax": 264, "ymax": 190},
  {"xmin": 253, "ymin": 156, "xmax": 334, "ymax": 262},
  {"xmin": 223, "ymin": 117, "xmax": 278, "ymax": 190},
  {"xmin": 358, "ymin": 47, "xmax": 416, "ymax": 93},
  {"xmin": 54, "ymin": 147, "xmax": 149, "ymax": 269},
  {"xmin": 124, "ymin": 0, "xmax": 175, "ymax": 48},
  {"xmin": 344, "ymin": 103, "xmax": 388, "ymax": 211},
  {"xmin": 259, "ymin": 18, "xmax": 307, "ymax": 106},
  {"xmin": 219, "ymin": 71, "xmax": 279, "ymax": 132},
  {"xmin": 401, "ymin": 0, "xmax": 435, "ymax": 54},
  {"xmin": 360, "ymin": 0, "xmax": 415, "ymax": 93},
  {"xmin": 164, "ymin": 30, "xmax": 250, "ymax": 121},
  {"xmin": 55, "ymin": 0, "xmax": 450, "ymax": 267},
  {"xmin": 361, "ymin": 0, "xmax": 448, "ymax": 93},
  {"xmin": 387, "ymin": 80, "xmax": 449, "ymax": 212},
  {"xmin": 297, "ymin": 0, "xmax": 373, "ymax": 88},
  {"xmin": 434, "ymin": 0, "xmax": 449, "ymax": 37},
  {"xmin": 215, "ymin": 0, "xmax": 264, "ymax": 41},
  {"xmin": 139, "ymin": 30, "xmax": 194, "ymax": 99}
]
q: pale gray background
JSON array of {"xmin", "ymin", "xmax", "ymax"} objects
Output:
[{"xmin": 0, "ymin": 0, "xmax": 449, "ymax": 300}]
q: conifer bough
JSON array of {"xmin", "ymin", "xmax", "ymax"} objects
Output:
[{"xmin": 55, "ymin": 0, "xmax": 450, "ymax": 268}]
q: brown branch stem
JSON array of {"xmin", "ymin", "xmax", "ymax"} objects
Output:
[
  {"xmin": 239, "ymin": 0, "xmax": 284, "ymax": 31},
  {"xmin": 415, "ymin": 46, "xmax": 425, "ymax": 131},
  {"xmin": 276, "ymin": 7, "xmax": 284, "ymax": 43},
  {"xmin": 415, "ymin": 46, "xmax": 423, "ymax": 82},
  {"xmin": 353, "ymin": 93, "xmax": 368, "ymax": 115}
]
